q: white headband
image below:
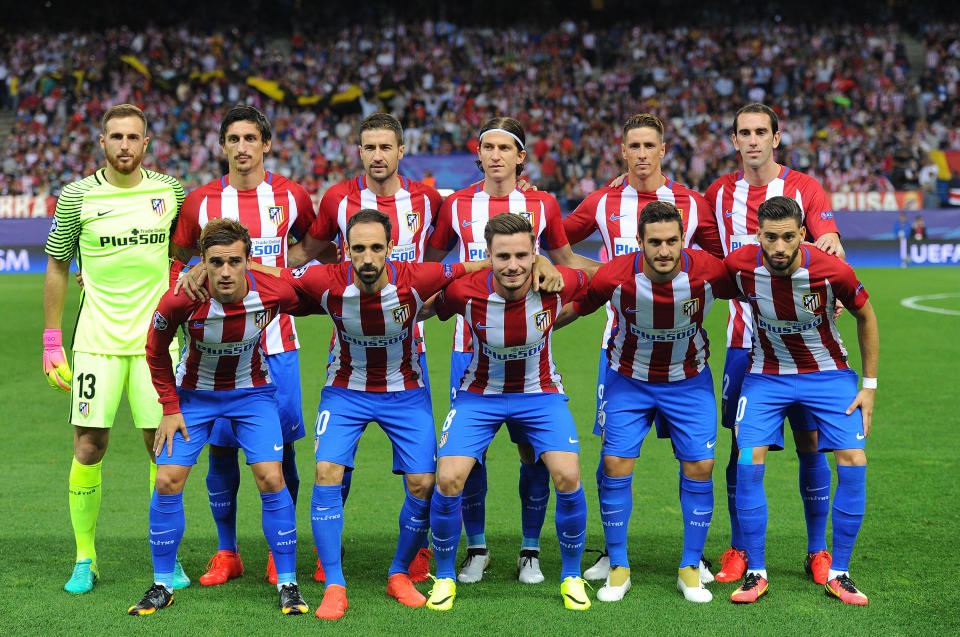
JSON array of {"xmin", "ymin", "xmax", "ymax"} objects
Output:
[{"xmin": 479, "ymin": 128, "xmax": 525, "ymax": 150}]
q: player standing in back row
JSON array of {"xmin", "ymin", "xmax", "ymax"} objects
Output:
[
  {"xmin": 42, "ymin": 103, "xmax": 189, "ymax": 594},
  {"xmin": 705, "ymin": 103, "xmax": 844, "ymax": 585}
]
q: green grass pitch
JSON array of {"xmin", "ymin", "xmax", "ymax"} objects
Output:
[{"xmin": 1, "ymin": 268, "xmax": 958, "ymax": 635}]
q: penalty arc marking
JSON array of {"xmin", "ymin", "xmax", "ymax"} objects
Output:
[{"xmin": 900, "ymin": 293, "xmax": 960, "ymax": 317}]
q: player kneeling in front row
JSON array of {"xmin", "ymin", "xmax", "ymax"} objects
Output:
[
  {"xmin": 556, "ymin": 201, "xmax": 738, "ymax": 603},
  {"xmin": 726, "ymin": 197, "xmax": 877, "ymax": 605},
  {"xmin": 422, "ymin": 214, "xmax": 594, "ymax": 612},
  {"xmin": 130, "ymin": 218, "xmax": 309, "ymax": 616}
]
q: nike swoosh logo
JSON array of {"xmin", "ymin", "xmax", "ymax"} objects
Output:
[
  {"xmin": 563, "ymin": 592, "xmax": 588, "ymax": 605},
  {"xmin": 474, "ymin": 324, "xmax": 491, "ymax": 330},
  {"xmin": 314, "ymin": 506, "xmax": 332, "ymax": 512},
  {"xmin": 277, "ymin": 528, "xmax": 296, "ymax": 536},
  {"xmin": 706, "ymin": 441, "xmax": 716, "ymax": 448},
  {"xmin": 561, "ymin": 531, "xmax": 585, "ymax": 539},
  {"xmin": 96, "ymin": 209, "xmax": 115, "ymax": 217},
  {"xmin": 568, "ymin": 437, "xmax": 579, "ymax": 444},
  {"xmin": 462, "ymin": 220, "xmax": 480, "ymax": 227},
  {"xmin": 273, "ymin": 443, "xmax": 283, "ymax": 451},
  {"xmin": 208, "ymin": 489, "xmax": 232, "ymax": 496},
  {"xmin": 724, "ymin": 210, "xmax": 735, "ymax": 218},
  {"xmin": 332, "ymin": 314, "xmax": 345, "ymax": 321},
  {"xmin": 693, "ymin": 509, "xmax": 712, "ymax": 516},
  {"xmin": 805, "ymin": 485, "xmax": 829, "ymax": 492},
  {"xmin": 409, "ymin": 517, "xmax": 427, "ymax": 524},
  {"xmin": 150, "ymin": 528, "xmax": 176, "ymax": 535},
  {"xmin": 191, "ymin": 321, "xmax": 206, "ymax": 329},
  {"xmin": 432, "ymin": 535, "xmax": 456, "ymax": 543},
  {"xmin": 528, "ymin": 494, "xmax": 549, "ymax": 502},
  {"xmin": 623, "ymin": 308, "xmax": 639, "ymax": 314},
  {"xmin": 747, "ymin": 295, "xmax": 760, "ymax": 300},
  {"xmin": 856, "ymin": 433, "xmax": 865, "ymax": 440},
  {"xmin": 601, "ymin": 509, "xmax": 623, "ymax": 515},
  {"xmin": 609, "ymin": 213, "xmax": 629, "ymax": 221}
]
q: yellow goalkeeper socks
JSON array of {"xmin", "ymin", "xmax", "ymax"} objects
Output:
[{"xmin": 69, "ymin": 457, "xmax": 102, "ymax": 563}]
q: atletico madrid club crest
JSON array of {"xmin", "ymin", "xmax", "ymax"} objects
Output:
[
  {"xmin": 439, "ymin": 432, "xmax": 448, "ymax": 448},
  {"xmin": 682, "ymin": 298, "xmax": 700, "ymax": 317},
  {"xmin": 516, "ymin": 210, "xmax": 535, "ymax": 227},
  {"xmin": 151, "ymin": 198, "xmax": 166, "ymax": 217},
  {"xmin": 254, "ymin": 310, "xmax": 271, "ymax": 329},
  {"xmin": 802, "ymin": 292, "xmax": 822, "ymax": 312},
  {"xmin": 79, "ymin": 401, "xmax": 90, "ymax": 417},
  {"xmin": 405, "ymin": 211, "xmax": 421, "ymax": 233},
  {"xmin": 534, "ymin": 309, "xmax": 552, "ymax": 331},
  {"xmin": 267, "ymin": 206, "xmax": 285, "ymax": 225},
  {"xmin": 393, "ymin": 304, "xmax": 410, "ymax": 324}
]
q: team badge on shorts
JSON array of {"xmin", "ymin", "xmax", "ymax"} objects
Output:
[
  {"xmin": 153, "ymin": 311, "xmax": 168, "ymax": 330},
  {"xmin": 79, "ymin": 401, "xmax": 90, "ymax": 417},
  {"xmin": 151, "ymin": 198, "xmax": 166, "ymax": 217},
  {"xmin": 393, "ymin": 304, "xmax": 410, "ymax": 324},
  {"xmin": 268, "ymin": 205, "xmax": 285, "ymax": 225},
  {"xmin": 439, "ymin": 431, "xmax": 448, "ymax": 448},
  {"xmin": 802, "ymin": 292, "xmax": 822, "ymax": 312},
  {"xmin": 405, "ymin": 211, "xmax": 421, "ymax": 233},
  {"xmin": 682, "ymin": 298, "xmax": 700, "ymax": 317},
  {"xmin": 534, "ymin": 309, "xmax": 552, "ymax": 331},
  {"xmin": 515, "ymin": 210, "xmax": 535, "ymax": 227},
  {"xmin": 254, "ymin": 310, "xmax": 272, "ymax": 329}
]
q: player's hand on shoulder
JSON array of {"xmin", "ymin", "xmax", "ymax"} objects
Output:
[
  {"xmin": 174, "ymin": 266, "xmax": 209, "ymax": 301},
  {"xmin": 42, "ymin": 328, "xmax": 72, "ymax": 392},
  {"xmin": 517, "ymin": 176, "xmax": 539, "ymax": 192},
  {"xmin": 533, "ymin": 255, "xmax": 564, "ymax": 293},
  {"xmin": 813, "ymin": 234, "xmax": 845, "ymax": 258},
  {"xmin": 607, "ymin": 172, "xmax": 628, "ymax": 189}
]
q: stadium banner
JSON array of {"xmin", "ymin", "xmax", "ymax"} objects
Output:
[
  {"xmin": 830, "ymin": 191, "xmax": 923, "ymax": 211},
  {"xmin": 0, "ymin": 218, "xmax": 72, "ymax": 273},
  {"xmin": 832, "ymin": 208, "xmax": 960, "ymax": 240},
  {"xmin": 0, "ymin": 196, "xmax": 56, "ymax": 218}
]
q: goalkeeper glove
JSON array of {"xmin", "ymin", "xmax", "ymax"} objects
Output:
[{"xmin": 43, "ymin": 328, "xmax": 72, "ymax": 392}]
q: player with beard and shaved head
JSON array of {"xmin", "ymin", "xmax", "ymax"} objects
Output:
[{"xmin": 43, "ymin": 103, "xmax": 188, "ymax": 594}]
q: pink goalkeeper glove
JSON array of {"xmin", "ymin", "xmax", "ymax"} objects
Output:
[{"xmin": 43, "ymin": 328, "xmax": 72, "ymax": 392}]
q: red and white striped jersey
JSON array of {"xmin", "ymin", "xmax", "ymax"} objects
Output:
[
  {"xmin": 428, "ymin": 182, "xmax": 570, "ymax": 352},
  {"xmin": 724, "ymin": 244, "xmax": 869, "ymax": 375},
  {"xmin": 563, "ymin": 177, "xmax": 724, "ymax": 349},
  {"xmin": 574, "ymin": 249, "xmax": 738, "ymax": 382},
  {"xmin": 307, "ymin": 174, "xmax": 441, "ymax": 354},
  {"xmin": 283, "ymin": 260, "xmax": 465, "ymax": 392},
  {"xmin": 434, "ymin": 267, "xmax": 587, "ymax": 394},
  {"xmin": 705, "ymin": 165, "xmax": 840, "ymax": 349},
  {"xmin": 146, "ymin": 270, "xmax": 303, "ymax": 415},
  {"xmin": 173, "ymin": 172, "xmax": 316, "ymax": 355}
]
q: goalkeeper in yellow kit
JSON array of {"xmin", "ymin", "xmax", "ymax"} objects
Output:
[{"xmin": 42, "ymin": 104, "xmax": 188, "ymax": 594}]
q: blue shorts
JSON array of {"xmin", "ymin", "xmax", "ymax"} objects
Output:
[
  {"xmin": 209, "ymin": 349, "xmax": 305, "ymax": 447},
  {"xmin": 734, "ymin": 369, "xmax": 866, "ymax": 452},
  {"xmin": 437, "ymin": 391, "xmax": 579, "ymax": 462},
  {"xmin": 448, "ymin": 350, "xmax": 473, "ymax": 403},
  {"xmin": 598, "ymin": 366, "xmax": 718, "ymax": 462},
  {"xmin": 313, "ymin": 385, "xmax": 436, "ymax": 475},
  {"xmin": 721, "ymin": 347, "xmax": 813, "ymax": 432},
  {"xmin": 449, "ymin": 350, "xmax": 530, "ymax": 446},
  {"xmin": 157, "ymin": 386, "xmax": 283, "ymax": 466}
]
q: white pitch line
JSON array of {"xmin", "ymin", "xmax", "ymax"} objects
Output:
[{"xmin": 900, "ymin": 293, "xmax": 960, "ymax": 316}]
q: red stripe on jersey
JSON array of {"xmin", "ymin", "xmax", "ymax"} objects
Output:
[{"xmin": 465, "ymin": 295, "xmax": 490, "ymax": 395}]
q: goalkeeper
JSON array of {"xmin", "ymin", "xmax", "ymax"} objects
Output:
[{"xmin": 42, "ymin": 104, "xmax": 189, "ymax": 595}]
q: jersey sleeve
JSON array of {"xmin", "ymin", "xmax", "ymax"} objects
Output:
[
  {"xmin": 688, "ymin": 191, "xmax": 725, "ymax": 259},
  {"xmin": 290, "ymin": 182, "xmax": 318, "ymax": 239},
  {"xmin": 171, "ymin": 187, "xmax": 204, "ymax": 251},
  {"xmin": 558, "ymin": 266, "xmax": 589, "ymax": 305},
  {"xmin": 563, "ymin": 191, "xmax": 602, "ymax": 245},
  {"xmin": 827, "ymin": 255, "xmax": 869, "ymax": 310},
  {"xmin": 539, "ymin": 194, "xmax": 569, "ymax": 251},
  {"xmin": 799, "ymin": 178, "xmax": 840, "ymax": 239},
  {"xmin": 433, "ymin": 279, "xmax": 467, "ymax": 322},
  {"xmin": 145, "ymin": 292, "xmax": 192, "ymax": 415},
  {"xmin": 693, "ymin": 250, "xmax": 739, "ymax": 300},
  {"xmin": 408, "ymin": 261, "xmax": 466, "ymax": 299},
  {"xmin": 573, "ymin": 260, "xmax": 617, "ymax": 316},
  {"xmin": 427, "ymin": 195, "xmax": 458, "ymax": 252},
  {"xmin": 308, "ymin": 187, "xmax": 342, "ymax": 241},
  {"xmin": 704, "ymin": 178, "xmax": 722, "ymax": 216},
  {"xmin": 425, "ymin": 186, "xmax": 443, "ymax": 224},
  {"xmin": 44, "ymin": 181, "xmax": 85, "ymax": 262},
  {"xmin": 281, "ymin": 263, "xmax": 337, "ymax": 306}
]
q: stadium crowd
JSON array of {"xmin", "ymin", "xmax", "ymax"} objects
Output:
[{"xmin": 1, "ymin": 20, "xmax": 958, "ymax": 203}]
